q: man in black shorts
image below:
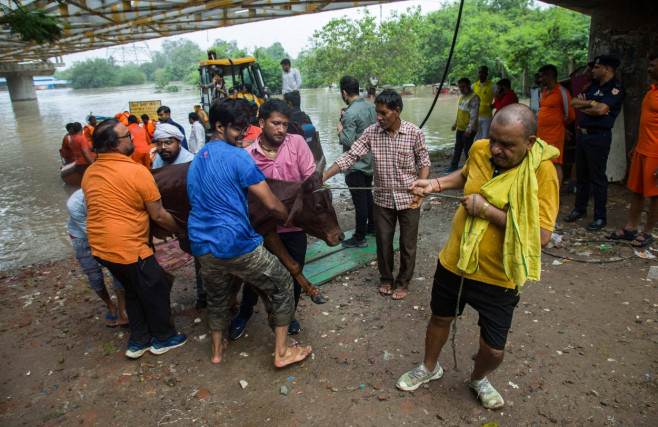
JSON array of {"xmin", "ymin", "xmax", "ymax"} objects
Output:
[{"xmin": 396, "ymin": 104, "xmax": 559, "ymax": 409}]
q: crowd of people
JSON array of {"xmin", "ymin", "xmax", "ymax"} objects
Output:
[{"xmin": 60, "ymin": 52, "xmax": 657, "ymax": 409}]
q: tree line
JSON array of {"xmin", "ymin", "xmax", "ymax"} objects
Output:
[{"xmin": 56, "ymin": 0, "xmax": 589, "ymax": 95}]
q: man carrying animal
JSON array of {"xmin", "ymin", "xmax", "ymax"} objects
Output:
[
  {"xmin": 396, "ymin": 104, "xmax": 559, "ymax": 410},
  {"xmin": 323, "ymin": 89, "xmax": 431, "ymax": 300},
  {"xmin": 187, "ymin": 98, "xmax": 312, "ymax": 367},
  {"xmin": 82, "ymin": 118, "xmax": 188, "ymax": 359},
  {"xmin": 229, "ymin": 99, "xmax": 315, "ymax": 339}
]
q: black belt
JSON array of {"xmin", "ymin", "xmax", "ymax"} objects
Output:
[{"xmin": 580, "ymin": 127, "xmax": 610, "ymax": 135}]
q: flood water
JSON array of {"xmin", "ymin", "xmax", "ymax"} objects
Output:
[{"xmin": 0, "ymin": 84, "xmax": 460, "ymax": 271}]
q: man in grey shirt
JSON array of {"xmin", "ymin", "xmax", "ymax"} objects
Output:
[{"xmin": 337, "ymin": 75, "xmax": 377, "ymax": 247}]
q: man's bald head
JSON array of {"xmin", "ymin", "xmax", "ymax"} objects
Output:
[{"xmin": 492, "ymin": 103, "xmax": 537, "ymax": 139}]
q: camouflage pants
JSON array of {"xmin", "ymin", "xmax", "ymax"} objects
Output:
[{"xmin": 197, "ymin": 244, "xmax": 294, "ymax": 331}]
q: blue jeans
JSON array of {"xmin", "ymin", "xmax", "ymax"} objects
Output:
[
  {"xmin": 71, "ymin": 237, "xmax": 123, "ymax": 292},
  {"xmin": 574, "ymin": 131, "xmax": 612, "ymax": 220}
]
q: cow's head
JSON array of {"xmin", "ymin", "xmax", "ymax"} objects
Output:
[{"xmin": 285, "ymin": 171, "xmax": 343, "ymax": 246}]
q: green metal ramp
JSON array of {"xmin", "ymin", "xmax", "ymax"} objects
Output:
[{"xmin": 303, "ymin": 230, "xmax": 399, "ymax": 286}]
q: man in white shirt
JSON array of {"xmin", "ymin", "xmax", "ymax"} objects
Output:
[
  {"xmin": 280, "ymin": 58, "xmax": 302, "ymax": 94},
  {"xmin": 187, "ymin": 112, "xmax": 207, "ymax": 155}
]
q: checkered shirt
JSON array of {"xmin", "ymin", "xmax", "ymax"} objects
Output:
[{"xmin": 335, "ymin": 119, "xmax": 431, "ymax": 210}]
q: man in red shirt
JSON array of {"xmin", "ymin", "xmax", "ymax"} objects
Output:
[
  {"xmin": 537, "ymin": 64, "xmax": 575, "ymax": 188},
  {"xmin": 606, "ymin": 54, "xmax": 658, "ymax": 247},
  {"xmin": 61, "ymin": 122, "xmax": 75, "ymax": 164},
  {"xmin": 69, "ymin": 122, "xmax": 94, "ymax": 177},
  {"xmin": 83, "ymin": 116, "xmax": 97, "ymax": 145},
  {"xmin": 127, "ymin": 115, "xmax": 151, "ymax": 168},
  {"xmin": 493, "ymin": 79, "xmax": 518, "ymax": 113}
]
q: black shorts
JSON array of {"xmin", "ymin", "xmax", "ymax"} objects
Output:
[{"xmin": 430, "ymin": 260, "xmax": 520, "ymax": 351}]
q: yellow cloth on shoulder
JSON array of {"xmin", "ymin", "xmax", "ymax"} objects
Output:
[{"xmin": 456, "ymin": 138, "xmax": 559, "ymax": 287}]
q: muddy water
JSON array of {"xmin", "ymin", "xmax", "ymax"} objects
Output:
[{"xmin": 0, "ymin": 84, "xmax": 458, "ymax": 270}]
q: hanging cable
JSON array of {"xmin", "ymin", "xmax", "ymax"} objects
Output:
[{"xmin": 419, "ymin": 0, "xmax": 466, "ymax": 129}]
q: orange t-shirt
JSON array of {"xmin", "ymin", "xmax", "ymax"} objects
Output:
[
  {"xmin": 82, "ymin": 153, "xmax": 162, "ymax": 264},
  {"xmin": 537, "ymin": 84, "xmax": 575, "ymax": 146},
  {"xmin": 143, "ymin": 120, "xmax": 156, "ymax": 139},
  {"xmin": 61, "ymin": 134, "xmax": 73, "ymax": 163},
  {"xmin": 635, "ymin": 84, "xmax": 658, "ymax": 158},
  {"xmin": 83, "ymin": 124, "xmax": 94, "ymax": 144},
  {"xmin": 128, "ymin": 123, "xmax": 151, "ymax": 153},
  {"xmin": 70, "ymin": 134, "xmax": 95, "ymax": 165},
  {"xmin": 115, "ymin": 113, "xmax": 130, "ymax": 126}
]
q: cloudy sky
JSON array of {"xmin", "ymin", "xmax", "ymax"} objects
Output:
[{"xmin": 61, "ymin": 1, "xmax": 446, "ymax": 67}]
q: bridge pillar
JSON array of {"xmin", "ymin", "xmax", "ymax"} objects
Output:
[
  {"xmin": 5, "ymin": 74, "xmax": 37, "ymax": 101},
  {"xmin": 0, "ymin": 62, "xmax": 57, "ymax": 103}
]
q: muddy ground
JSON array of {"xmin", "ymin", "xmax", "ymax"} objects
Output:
[{"xmin": 1, "ymin": 153, "xmax": 656, "ymax": 426}]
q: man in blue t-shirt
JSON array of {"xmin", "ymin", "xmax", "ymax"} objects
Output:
[{"xmin": 187, "ymin": 98, "xmax": 312, "ymax": 368}]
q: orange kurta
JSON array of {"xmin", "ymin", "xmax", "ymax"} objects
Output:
[
  {"xmin": 537, "ymin": 84, "xmax": 575, "ymax": 164},
  {"xmin": 128, "ymin": 123, "xmax": 151, "ymax": 168}
]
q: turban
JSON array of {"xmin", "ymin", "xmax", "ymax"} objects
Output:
[{"xmin": 153, "ymin": 123, "xmax": 184, "ymax": 141}]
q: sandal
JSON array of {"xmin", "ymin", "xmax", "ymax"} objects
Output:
[
  {"xmin": 605, "ymin": 229, "xmax": 638, "ymax": 241},
  {"xmin": 631, "ymin": 232, "xmax": 654, "ymax": 248},
  {"xmin": 105, "ymin": 312, "xmax": 119, "ymax": 328},
  {"xmin": 392, "ymin": 288, "xmax": 408, "ymax": 300},
  {"xmin": 379, "ymin": 284, "xmax": 393, "ymax": 296}
]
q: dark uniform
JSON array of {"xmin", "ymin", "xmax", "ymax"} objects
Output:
[{"xmin": 573, "ymin": 62, "xmax": 625, "ymax": 223}]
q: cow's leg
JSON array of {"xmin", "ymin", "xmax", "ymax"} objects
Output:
[{"xmin": 263, "ymin": 233, "xmax": 327, "ymax": 304}]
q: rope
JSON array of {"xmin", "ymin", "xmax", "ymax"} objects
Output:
[
  {"xmin": 314, "ymin": 185, "xmax": 463, "ymax": 200},
  {"xmin": 419, "ymin": 0, "xmax": 466, "ymax": 129},
  {"xmin": 541, "ymin": 239, "xmax": 635, "ymax": 263},
  {"xmin": 450, "ymin": 194, "xmax": 475, "ymax": 371}
]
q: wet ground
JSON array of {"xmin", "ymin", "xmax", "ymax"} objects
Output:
[{"xmin": 1, "ymin": 154, "xmax": 656, "ymax": 426}]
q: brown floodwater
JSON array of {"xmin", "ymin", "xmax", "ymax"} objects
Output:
[{"xmin": 0, "ymin": 84, "xmax": 459, "ymax": 271}]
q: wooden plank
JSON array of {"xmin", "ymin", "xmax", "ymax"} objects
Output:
[{"xmin": 303, "ymin": 230, "xmax": 399, "ymax": 286}]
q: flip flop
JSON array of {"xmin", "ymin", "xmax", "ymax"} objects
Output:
[
  {"xmin": 605, "ymin": 229, "xmax": 638, "ymax": 241},
  {"xmin": 631, "ymin": 232, "xmax": 654, "ymax": 248},
  {"xmin": 379, "ymin": 284, "xmax": 393, "ymax": 296},
  {"xmin": 392, "ymin": 289, "xmax": 408, "ymax": 300},
  {"xmin": 105, "ymin": 312, "xmax": 119, "ymax": 328}
]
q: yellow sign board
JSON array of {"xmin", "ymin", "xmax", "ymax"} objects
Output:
[{"xmin": 129, "ymin": 100, "xmax": 162, "ymax": 120}]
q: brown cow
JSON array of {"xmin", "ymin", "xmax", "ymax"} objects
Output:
[{"xmin": 150, "ymin": 162, "xmax": 343, "ymax": 304}]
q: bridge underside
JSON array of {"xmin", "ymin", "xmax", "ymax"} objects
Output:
[{"xmin": 0, "ymin": 0, "xmax": 395, "ymax": 62}]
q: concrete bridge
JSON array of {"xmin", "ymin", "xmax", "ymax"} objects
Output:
[{"xmin": 0, "ymin": 0, "xmax": 394, "ymax": 101}]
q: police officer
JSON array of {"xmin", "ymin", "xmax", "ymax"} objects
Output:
[{"xmin": 564, "ymin": 55, "xmax": 626, "ymax": 230}]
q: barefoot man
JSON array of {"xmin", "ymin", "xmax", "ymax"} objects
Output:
[{"xmin": 187, "ymin": 98, "xmax": 312, "ymax": 367}]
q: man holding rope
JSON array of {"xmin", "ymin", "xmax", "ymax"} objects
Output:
[
  {"xmin": 323, "ymin": 89, "xmax": 431, "ymax": 300},
  {"xmin": 396, "ymin": 104, "xmax": 559, "ymax": 409}
]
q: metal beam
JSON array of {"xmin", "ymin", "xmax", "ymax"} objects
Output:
[{"xmin": 0, "ymin": 0, "xmax": 396, "ymax": 62}]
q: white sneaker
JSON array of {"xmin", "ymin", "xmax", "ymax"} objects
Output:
[
  {"xmin": 396, "ymin": 363, "xmax": 443, "ymax": 391},
  {"xmin": 469, "ymin": 377, "xmax": 505, "ymax": 409}
]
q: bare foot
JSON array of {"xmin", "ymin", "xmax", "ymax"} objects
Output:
[
  {"xmin": 392, "ymin": 288, "xmax": 408, "ymax": 300},
  {"xmin": 210, "ymin": 332, "xmax": 228, "ymax": 364},
  {"xmin": 105, "ymin": 304, "xmax": 119, "ymax": 327},
  {"xmin": 274, "ymin": 345, "xmax": 312, "ymax": 368}
]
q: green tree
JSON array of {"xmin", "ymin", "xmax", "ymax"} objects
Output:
[
  {"xmin": 159, "ymin": 39, "xmax": 203, "ymax": 81},
  {"xmin": 117, "ymin": 65, "xmax": 146, "ymax": 85},
  {"xmin": 66, "ymin": 58, "xmax": 119, "ymax": 89},
  {"xmin": 205, "ymin": 39, "xmax": 248, "ymax": 59}
]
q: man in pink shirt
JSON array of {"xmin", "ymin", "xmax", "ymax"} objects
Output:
[{"xmin": 229, "ymin": 99, "xmax": 315, "ymax": 339}]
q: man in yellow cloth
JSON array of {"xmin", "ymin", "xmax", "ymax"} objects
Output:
[{"xmin": 396, "ymin": 104, "xmax": 559, "ymax": 410}]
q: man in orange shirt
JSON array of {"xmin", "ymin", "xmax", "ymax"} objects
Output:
[
  {"xmin": 127, "ymin": 115, "xmax": 151, "ymax": 168},
  {"xmin": 606, "ymin": 55, "xmax": 658, "ymax": 247},
  {"xmin": 115, "ymin": 111, "xmax": 130, "ymax": 126},
  {"xmin": 83, "ymin": 118, "xmax": 188, "ymax": 359},
  {"xmin": 69, "ymin": 122, "xmax": 94, "ymax": 177},
  {"xmin": 61, "ymin": 122, "xmax": 75, "ymax": 164},
  {"xmin": 83, "ymin": 116, "xmax": 97, "ymax": 144},
  {"xmin": 141, "ymin": 114, "xmax": 156, "ymax": 139},
  {"xmin": 537, "ymin": 64, "xmax": 575, "ymax": 188}
]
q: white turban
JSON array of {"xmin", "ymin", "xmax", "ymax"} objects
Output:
[{"xmin": 153, "ymin": 123, "xmax": 184, "ymax": 141}]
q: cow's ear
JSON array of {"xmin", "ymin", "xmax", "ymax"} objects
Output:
[{"xmin": 283, "ymin": 187, "xmax": 303, "ymax": 228}]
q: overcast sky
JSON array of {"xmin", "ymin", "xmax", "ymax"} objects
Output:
[
  {"xmin": 61, "ymin": 1, "xmax": 553, "ymax": 67},
  {"xmin": 61, "ymin": 1, "xmax": 444, "ymax": 67}
]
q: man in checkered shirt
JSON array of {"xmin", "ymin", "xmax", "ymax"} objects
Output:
[{"xmin": 323, "ymin": 89, "xmax": 431, "ymax": 300}]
